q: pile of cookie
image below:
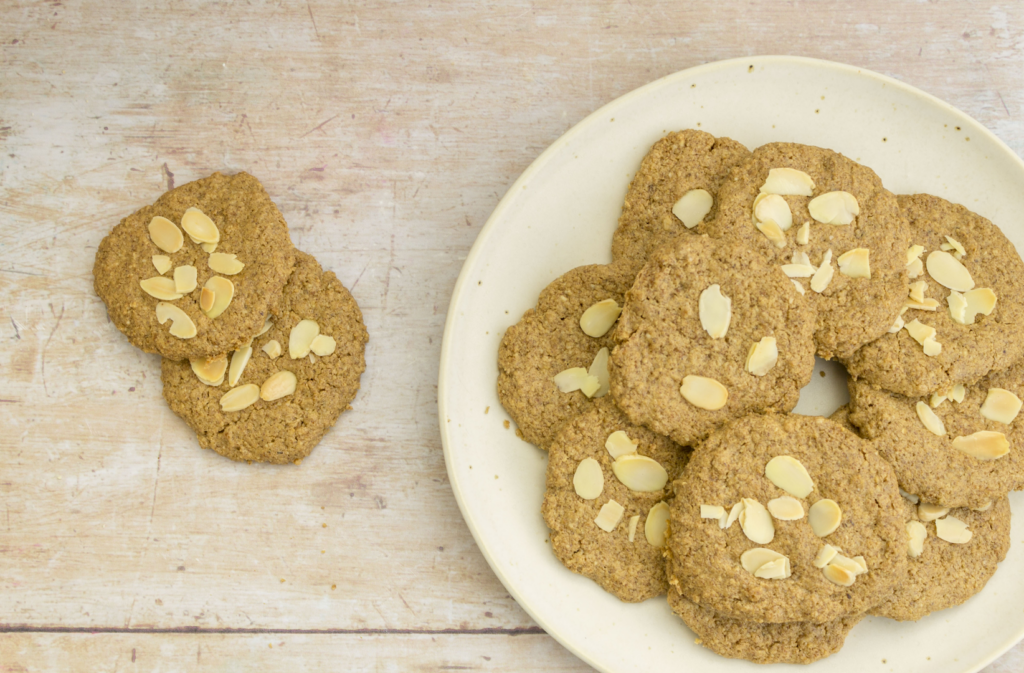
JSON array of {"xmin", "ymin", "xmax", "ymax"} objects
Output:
[
  {"xmin": 93, "ymin": 172, "xmax": 368, "ymax": 464},
  {"xmin": 498, "ymin": 131, "xmax": 1022, "ymax": 663}
]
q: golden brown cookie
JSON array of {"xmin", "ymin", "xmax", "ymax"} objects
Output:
[
  {"xmin": 610, "ymin": 234, "xmax": 816, "ymax": 447},
  {"xmin": 541, "ymin": 398, "xmax": 689, "ymax": 602},
  {"xmin": 706, "ymin": 142, "xmax": 911, "ymax": 360},
  {"xmin": 161, "ymin": 251, "xmax": 367, "ymax": 463},
  {"xmin": 94, "ymin": 172, "xmax": 296, "ymax": 361},
  {"xmin": 610, "ymin": 130, "xmax": 750, "ymax": 274},
  {"xmin": 843, "ymin": 194, "xmax": 1024, "ymax": 397},
  {"xmin": 497, "ymin": 263, "xmax": 635, "ymax": 450}
]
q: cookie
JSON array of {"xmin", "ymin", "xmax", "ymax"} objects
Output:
[
  {"xmin": 843, "ymin": 194, "xmax": 1024, "ymax": 397},
  {"xmin": 94, "ymin": 172, "xmax": 296, "ymax": 361},
  {"xmin": 666, "ymin": 413, "xmax": 906, "ymax": 624},
  {"xmin": 610, "ymin": 234, "xmax": 816, "ymax": 446},
  {"xmin": 541, "ymin": 398, "xmax": 689, "ymax": 602},
  {"xmin": 666, "ymin": 587, "xmax": 863, "ymax": 665},
  {"xmin": 610, "ymin": 130, "xmax": 750, "ymax": 274},
  {"xmin": 161, "ymin": 251, "xmax": 367, "ymax": 463},
  {"xmin": 847, "ymin": 362, "xmax": 1024, "ymax": 509},
  {"xmin": 870, "ymin": 496, "xmax": 1010, "ymax": 621},
  {"xmin": 706, "ymin": 142, "xmax": 910, "ymax": 360},
  {"xmin": 497, "ymin": 263, "xmax": 635, "ymax": 450}
]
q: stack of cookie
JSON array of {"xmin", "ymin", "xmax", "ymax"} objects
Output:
[
  {"xmin": 498, "ymin": 130, "xmax": 1020, "ymax": 663},
  {"xmin": 93, "ymin": 172, "xmax": 368, "ymax": 464}
]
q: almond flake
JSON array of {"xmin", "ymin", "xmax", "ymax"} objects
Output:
[
  {"xmin": 951, "ymin": 384, "xmax": 966, "ymax": 403},
  {"xmin": 948, "ymin": 290, "xmax": 968, "ymax": 324},
  {"xmin": 963, "ymin": 288, "xmax": 997, "ymax": 324},
  {"xmin": 907, "ymin": 258, "xmax": 924, "ymax": 278},
  {"xmin": 698, "ymin": 285, "xmax": 732, "ymax": 339},
  {"xmin": 837, "ymin": 248, "xmax": 870, "ymax": 279},
  {"xmin": 764, "ymin": 456, "xmax": 814, "ymax": 498},
  {"xmin": 594, "ymin": 499, "xmax": 625, "ymax": 533},
  {"xmin": 907, "ymin": 245, "xmax": 925, "ymax": 265},
  {"xmin": 792, "ymin": 251, "xmax": 811, "ymax": 266},
  {"xmin": 952, "ymin": 431, "xmax": 1010, "ymax": 460},
  {"xmin": 753, "ymin": 193, "xmax": 794, "ymax": 231},
  {"xmin": 760, "ymin": 168, "xmax": 815, "ymax": 196},
  {"xmin": 260, "ymin": 370, "xmax": 297, "ymax": 401},
  {"xmin": 700, "ymin": 504, "xmax": 726, "ymax": 520},
  {"xmin": 190, "ymin": 355, "xmax": 227, "ymax": 386},
  {"xmin": 796, "ymin": 221, "xmax": 810, "ymax": 245},
  {"xmin": 645, "ymin": 502, "xmax": 671, "ymax": 547},
  {"xmin": 904, "ymin": 319, "xmax": 936, "ymax": 346},
  {"xmin": 754, "ymin": 558, "xmax": 791, "ymax": 580},
  {"xmin": 202, "ymin": 276, "xmax": 234, "ymax": 319},
  {"xmin": 888, "ymin": 315, "xmax": 905, "ymax": 333},
  {"xmin": 310, "ymin": 335, "xmax": 337, "ymax": 357},
  {"xmin": 152, "ymin": 255, "xmax": 172, "ymax": 275},
  {"xmin": 672, "ymin": 189, "xmax": 714, "ymax": 229},
  {"xmin": 208, "ymin": 252, "xmax": 245, "ymax": 275},
  {"xmin": 262, "ymin": 339, "xmax": 282, "ymax": 359},
  {"xmin": 256, "ymin": 319, "xmax": 273, "ymax": 337},
  {"xmin": 605, "ymin": 431, "xmax": 638, "ymax": 459},
  {"xmin": 909, "ymin": 281, "xmax": 928, "ymax": 304},
  {"xmin": 148, "ymin": 216, "xmax": 184, "ymax": 253},
  {"xmin": 572, "ymin": 458, "xmax": 604, "ymax": 500},
  {"xmin": 930, "ymin": 392, "xmax": 947, "ymax": 408},
  {"xmin": 200, "ymin": 242, "xmax": 218, "ymax": 254},
  {"xmin": 915, "ymin": 401, "xmax": 946, "ymax": 436},
  {"xmin": 723, "ymin": 501, "xmax": 744, "ymax": 529},
  {"xmin": 922, "ymin": 336, "xmax": 942, "ymax": 357},
  {"xmin": 180, "ymin": 207, "xmax": 220, "ymax": 244},
  {"xmin": 553, "ymin": 367, "xmax": 600, "ymax": 397},
  {"xmin": 781, "ymin": 264, "xmax": 816, "ymax": 278},
  {"xmin": 588, "ymin": 347, "xmax": 610, "ymax": 398},
  {"xmin": 809, "ymin": 499, "xmax": 842, "ymax": 537},
  {"xmin": 981, "ymin": 388, "xmax": 1023, "ymax": 424},
  {"xmin": 973, "ymin": 501, "xmax": 994, "ymax": 512},
  {"xmin": 917, "ymin": 503, "xmax": 949, "ymax": 522},
  {"xmin": 289, "ymin": 319, "xmax": 321, "ymax": 359},
  {"xmin": 627, "ymin": 515, "xmax": 640, "ymax": 542},
  {"xmin": 808, "ymin": 191, "xmax": 859, "ymax": 225},
  {"xmin": 791, "ymin": 279, "xmax": 806, "ymax": 295},
  {"xmin": 935, "ymin": 515, "xmax": 973, "ymax": 544},
  {"xmin": 173, "ymin": 265, "xmax": 198, "ymax": 294},
  {"xmin": 740, "ymin": 548, "xmax": 789, "ymax": 575},
  {"xmin": 822, "ymin": 563, "xmax": 856, "ymax": 587},
  {"xmin": 140, "ymin": 276, "xmax": 184, "ymax": 301},
  {"xmin": 680, "ymin": 375, "xmax": 728, "ymax": 410},
  {"xmin": 612, "ymin": 455, "xmax": 668, "ymax": 492},
  {"xmin": 228, "ymin": 346, "xmax": 252, "ymax": 387},
  {"xmin": 942, "ymin": 235, "xmax": 967, "ymax": 259},
  {"xmin": 813, "ymin": 544, "xmax": 840, "ymax": 568},
  {"xmin": 830, "ymin": 553, "xmax": 868, "ymax": 576},
  {"xmin": 900, "ymin": 489, "xmax": 920, "ymax": 504},
  {"xmin": 810, "ymin": 249, "xmax": 834, "ymax": 293},
  {"xmin": 905, "ymin": 298, "xmax": 940, "ymax": 312},
  {"xmin": 907, "ymin": 520, "xmax": 927, "ymax": 557},
  {"xmin": 926, "ymin": 251, "xmax": 974, "ymax": 292},
  {"xmin": 745, "ymin": 337, "xmax": 778, "ymax": 377},
  {"xmin": 756, "ymin": 218, "xmax": 787, "ymax": 248},
  {"xmin": 767, "ymin": 495, "xmax": 804, "ymax": 520},
  {"xmin": 739, "ymin": 498, "xmax": 774, "ymax": 544},
  {"xmin": 219, "ymin": 383, "xmax": 259, "ymax": 412},
  {"xmin": 200, "ymin": 287, "xmax": 215, "ymax": 312},
  {"xmin": 155, "ymin": 302, "xmax": 197, "ymax": 339},
  {"xmin": 579, "ymin": 299, "xmax": 622, "ymax": 337}
]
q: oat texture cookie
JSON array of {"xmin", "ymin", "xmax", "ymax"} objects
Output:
[
  {"xmin": 162, "ymin": 251, "xmax": 367, "ymax": 463},
  {"xmin": 706, "ymin": 142, "xmax": 910, "ymax": 360},
  {"xmin": 497, "ymin": 263, "xmax": 635, "ymax": 450},
  {"xmin": 541, "ymin": 398, "xmax": 689, "ymax": 602},
  {"xmin": 94, "ymin": 172, "xmax": 296, "ymax": 361},
  {"xmin": 844, "ymin": 194, "xmax": 1024, "ymax": 397},
  {"xmin": 870, "ymin": 496, "xmax": 1010, "ymax": 621},
  {"xmin": 610, "ymin": 234, "xmax": 816, "ymax": 446},
  {"xmin": 666, "ymin": 413, "xmax": 906, "ymax": 624},
  {"xmin": 848, "ymin": 363, "xmax": 1024, "ymax": 509},
  {"xmin": 610, "ymin": 130, "xmax": 750, "ymax": 274},
  {"xmin": 667, "ymin": 587, "xmax": 863, "ymax": 665}
]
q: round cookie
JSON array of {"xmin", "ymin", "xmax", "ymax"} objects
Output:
[
  {"xmin": 847, "ymin": 361, "xmax": 1024, "ymax": 509},
  {"xmin": 706, "ymin": 142, "xmax": 911, "ymax": 360},
  {"xmin": 666, "ymin": 587, "xmax": 863, "ymax": 665},
  {"xmin": 610, "ymin": 129, "xmax": 750, "ymax": 274},
  {"xmin": 541, "ymin": 398, "xmax": 690, "ymax": 602},
  {"xmin": 94, "ymin": 172, "xmax": 296, "ymax": 361},
  {"xmin": 870, "ymin": 497, "xmax": 1010, "ymax": 621},
  {"xmin": 162, "ymin": 251, "xmax": 367, "ymax": 463},
  {"xmin": 843, "ymin": 194, "xmax": 1024, "ymax": 397},
  {"xmin": 610, "ymin": 234, "xmax": 816, "ymax": 447},
  {"xmin": 497, "ymin": 263, "xmax": 635, "ymax": 450},
  {"xmin": 666, "ymin": 413, "xmax": 906, "ymax": 624}
]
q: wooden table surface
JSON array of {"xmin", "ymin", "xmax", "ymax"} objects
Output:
[{"xmin": 2, "ymin": 1, "xmax": 1023, "ymax": 670}]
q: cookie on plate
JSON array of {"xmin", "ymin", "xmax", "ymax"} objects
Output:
[
  {"xmin": 610, "ymin": 130, "xmax": 750, "ymax": 274},
  {"xmin": 94, "ymin": 172, "xmax": 296, "ymax": 361},
  {"xmin": 870, "ymin": 496, "xmax": 1010, "ymax": 621},
  {"xmin": 162, "ymin": 251, "xmax": 367, "ymax": 463},
  {"xmin": 498, "ymin": 263, "xmax": 635, "ymax": 450},
  {"xmin": 705, "ymin": 142, "xmax": 911, "ymax": 360},
  {"xmin": 843, "ymin": 194, "xmax": 1024, "ymax": 397},
  {"xmin": 666, "ymin": 413, "xmax": 906, "ymax": 624},
  {"xmin": 542, "ymin": 398, "xmax": 689, "ymax": 602},
  {"xmin": 610, "ymin": 234, "xmax": 816, "ymax": 446}
]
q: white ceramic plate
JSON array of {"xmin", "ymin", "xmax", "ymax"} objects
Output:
[{"xmin": 438, "ymin": 55, "xmax": 1024, "ymax": 673}]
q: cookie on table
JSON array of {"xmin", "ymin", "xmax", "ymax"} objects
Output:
[
  {"xmin": 610, "ymin": 130, "xmax": 750, "ymax": 274},
  {"xmin": 162, "ymin": 251, "xmax": 367, "ymax": 464},
  {"xmin": 705, "ymin": 142, "xmax": 911, "ymax": 360},
  {"xmin": 666, "ymin": 413, "xmax": 906, "ymax": 624},
  {"xmin": 847, "ymin": 361, "xmax": 1024, "ymax": 509},
  {"xmin": 94, "ymin": 172, "xmax": 296, "ymax": 361},
  {"xmin": 610, "ymin": 234, "xmax": 816, "ymax": 447},
  {"xmin": 870, "ymin": 496, "xmax": 1010, "ymax": 621},
  {"xmin": 541, "ymin": 398, "xmax": 689, "ymax": 602},
  {"xmin": 497, "ymin": 263, "xmax": 635, "ymax": 450},
  {"xmin": 666, "ymin": 587, "xmax": 863, "ymax": 665},
  {"xmin": 843, "ymin": 194, "xmax": 1024, "ymax": 398}
]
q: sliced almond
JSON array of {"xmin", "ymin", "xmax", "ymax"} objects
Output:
[
  {"xmin": 228, "ymin": 346, "xmax": 252, "ymax": 387},
  {"xmin": 219, "ymin": 383, "xmax": 259, "ymax": 412},
  {"xmin": 645, "ymin": 501, "xmax": 671, "ymax": 547},
  {"xmin": 822, "ymin": 562, "xmax": 856, "ymax": 587},
  {"xmin": 781, "ymin": 264, "xmax": 816, "ymax": 278},
  {"xmin": 760, "ymin": 168, "xmax": 815, "ymax": 196},
  {"xmin": 588, "ymin": 347, "xmax": 610, "ymax": 398},
  {"xmin": 905, "ymin": 297, "xmax": 940, "ymax": 312},
  {"xmin": 791, "ymin": 250, "xmax": 811, "ymax": 266},
  {"xmin": 190, "ymin": 355, "xmax": 227, "ymax": 386},
  {"xmin": 917, "ymin": 503, "xmax": 949, "ymax": 522},
  {"xmin": 753, "ymin": 557, "xmax": 791, "ymax": 580},
  {"xmin": 755, "ymin": 218, "xmax": 787, "ymax": 248},
  {"xmin": 922, "ymin": 336, "xmax": 942, "ymax": 357},
  {"xmin": 809, "ymin": 499, "xmax": 841, "ymax": 537},
  {"xmin": 200, "ymin": 241, "xmax": 218, "ymax": 254},
  {"xmin": 738, "ymin": 498, "xmax": 774, "ymax": 544},
  {"xmin": 810, "ymin": 250, "xmax": 834, "ymax": 293},
  {"xmin": 830, "ymin": 553, "xmax": 868, "ymax": 576},
  {"xmin": 907, "ymin": 520, "xmax": 927, "ymax": 557},
  {"xmin": 680, "ymin": 375, "xmax": 728, "ymax": 411},
  {"xmin": 724, "ymin": 501, "xmax": 744, "ymax": 529},
  {"xmin": 900, "ymin": 489, "xmax": 920, "ymax": 504},
  {"xmin": 140, "ymin": 276, "xmax": 184, "ymax": 301},
  {"xmin": 745, "ymin": 337, "xmax": 778, "ymax": 377},
  {"xmin": 152, "ymin": 255, "xmax": 172, "ymax": 275},
  {"xmin": 753, "ymin": 193, "xmax": 794, "ymax": 231},
  {"xmin": 173, "ymin": 265, "xmax": 198, "ymax": 294},
  {"xmin": 262, "ymin": 339, "xmax": 282, "ymax": 359},
  {"xmin": 605, "ymin": 431, "xmax": 638, "ymax": 459},
  {"xmin": 791, "ymin": 279, "xmax": 806, "ymax": 295},
  {"xmin": 813, "ymin": 544, "xmax": 840, "ymax": 568},
  {"xmin": 951, "ymin": 384, "xmax": 966, "ymax": 403},
  {"xmin": 202, "ymin": 276, "xmax": 234, "ymax": 319},
  {"xmin": 964, "ymin": 288, "xmax": 997, "ymax": 324},
  {"xmin": 155, "ymin": 302, "xmax": 197, "ymax": 338},
  {"xmin": 208, "ymin": 252, "xmax": 245, "ymax": 275},
  {"xmin": 699, "ymin": 285, "xmax": 732, "ymax": 339},
  {"xmin": 930, "ymin": 392, "xmax": 947, "ymax": 408},
  {"xmin": 796, "ymin": 221, "xmax": 810, "ymax": 245},
  {"xmin": 256, "ymin": 318, "xmax": 273, "ymax": 337},
  {"xmin": 627, "ymin": 515, "xmax": 640, "ymax": 542},
  {"xmin": 289, "ymin": 319, "xmax": 321, "ymax": 359},
  {"xmin": 700, "ymin": 504, "xmax": 726, "ymax": 520},
  {"xmin": 672, "ymin": 189, "xmax": 714, "ymax": 229},
  {"xmin": 200, "ymin": 287, "xmax": 215, "ymax": 312},
  {"xmin": 973, "ymin": 501, "xmax": 994, "ymax": 512},
  {"xmin": 148, "ymin": 216, "xmax": 184, "ymax": 253},
  {"xmin": 764, "ymin": 455, "xmax": 814, "ymax": 498},
  {"xmin": 915, "ymin": 401, "xmax": 946, "ymax": 436},
  {"xmin": 310, "ymin": 335, "xmax": 336, "ymax": 357},
  {"xmin": 180, "ymin": 207, "xmax": 220, "ymax": 244},
  {"xmin": 579, "ymin": 299, "xmax": 621, "ymax": 338},
  {"xmin": 572, "ymin": 458, "xmax": 604, "ymax": 500},
  {"xmin": 767, "ymin": 495, "xmax": 804, "ymax": 521},
  {"xmin": 907, "ymin": 244, "xmax": 925, "ymax": 264},
  {"xmin": 740, "ymin": 548, "xmax": 788, "ymax": 575},
  {"xmin": 909, "ymin": 281, "xmax": 928, "ymax": 304},
  {"xmin": 935, "ymin": 515, "xmax": 973, "ymax": 544},
  {"xmin": 612, "ymin": 455, "xmax": 669, "ymax": 492},
  {"xmin": 260, "ymin": 370, "xmax": 298, "ymax": 401},
  {"xmin": 837, "ymin": 248, "xmax": 871, "ymax": 279},
  {"xmin": 907, "ymin": 258, "xmax": 925, "ymax": 278},
  {"xmin": 926, "ymin": 251, "xmax": 974, "ymax": 292},
  {"xmin": 905, "ymin": 319, "xmax": 936, "ymax": 346},
  {"xmin": 594, "ymin": 499, "xmax": 625, "ymax": 533},
  {"xmin": 808, "ymin": 191, "xmax": 859, "ymax": 225},
  {"xmin": 553, "ymin": 367, "xmax": 600, "ymax": 397},
  {"xmin": 948, "ymin": 290, "xmax": 969, "ymax": 324},
  {"xmin": 981, "ymin": 388, "xmax": 1023, "ymax": 424},
  {"xmin": 889, "ymin": 315, "xmax": 905, "ymax": 333},
  {"xmin": 952, "ymin": 431, "xmax": 1010, "ymax": 460},
  {"xmin": 942, "ymin": 235, "xmax": 967, "ymax": 259}
]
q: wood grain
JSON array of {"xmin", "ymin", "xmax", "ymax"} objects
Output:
[{"xmin": 1, "ymin": 0, "xmax": 1022, "ymax": 669}]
